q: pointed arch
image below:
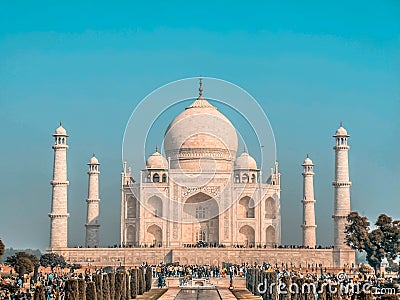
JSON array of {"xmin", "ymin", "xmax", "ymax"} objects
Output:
[
  {"xmin": 126, "ymin": 196, "xmax": 137, "ymax": 218},
  {"xmin": 242, "ymin": 173, "xmax": 249, "ymax": 183},
  {"xmin": 266, "ymin": 225, "xmax": 276, "ymax": 247},
  {"xmin": 148, "ymin": 195, "xmax": 163, "ymax": 217},
  {"xmin": 126, "ymin": 225, "xmax": 136, "ymax": 245},
  {"xmin": 265, "ymin": 197, "xmax": 276, "ymax": 218},
  {"xmin": 238, "ymin": 225, "xmax": 255, "ymax": 247},
  {"xmin": 182, "ymin": 192, "xmax": 219, "ymax": 244},
  {"xmin": 238, "ymin": 196, "xmax": 255, "ymax": 218},
  {"xmin": 153, "ymin": 173, "xmax": 160, "ymax": 182},
  {"xmin": 146, "ymin": 224, "xmax": 162, "ymax": 246},
  {"xmin": 251, "ymin": 173, "xmax": 256, "ymax": 183}
]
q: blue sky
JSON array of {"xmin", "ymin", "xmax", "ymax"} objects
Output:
[{"xmin": 0, "ymin": 1, "xmax": 399, "ymax": 250}]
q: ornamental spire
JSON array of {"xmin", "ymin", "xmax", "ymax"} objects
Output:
[{"xmin": 199, "ymin": 77, "xmax": 203, "ymax": 97}]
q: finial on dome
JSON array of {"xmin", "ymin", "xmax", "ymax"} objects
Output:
[
  {"xmin": 60, "ymin": 121, "xmax": 62, "ymax": 126},
  {"xmin": 340, "ymin": 121, "xmax": 343, "ymax": 127},
  {"xmin": 243, "ymin": 145, "xmax": 247, "ymax": 153},
  {"xmin": 93, "ymin": 153, "xmax": 96, "ymax": 157},
  {"xmin": 155, "ymin": 145, "xmax": 158, "ymax": 152},
  {"xmin": 307, "ymin": 153, "xmax": 309, "ymax": 158},
  {"xmin": 199, "ymin": 77, "xmax": 203, "ymax": 97}
]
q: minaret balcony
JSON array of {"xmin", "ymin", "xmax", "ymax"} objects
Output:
[
  {"xmin": 332, "ymin": 181, "xmax": 352, "ymax": 187},
  {"xmin": 333, "ymin": 145, "xmax": 350, "ymax": 150},
  {"xmin": 48, "ymin": 213, "xmax": 70, "ymax": 219},
  {"xmin": 50, "ymin": 180, "xmax": 69, "ymax": 186}
]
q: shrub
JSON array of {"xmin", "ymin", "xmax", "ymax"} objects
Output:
[
  {"xmin": 125, "ymin": 272, "xmax": 130, "ymax": 300},
  {"xmin": 115, "ymin": 271, "xmax": 126, "ymax": 300},
  {"xmin": 138, "ymin": 267, "xmax": 144, "ymax": 295},
  {"xmin": 86, "ymin": 281, "xmax": 97, "ymax": 300},
  {"xmin": 145, "ymin": 266, "xmax": 152, "ymax": 292},
  {"xmin": 102, "ymin": 273, "xmax": 110, "ymax": 300},
  {"xmin": 93, "ymin": 274, "xmax": 102, "ymax": 300},
  {"xmin": 130, "ymin": 269, "xmax": 138, "ymax": 299},
  {"xmin": 65, "ymin": 279, "xmax": 79, "ymax": 300},
  {"xmin": 78, "ymin": 278, "xmax": 86, "ymax": 300},
  {"xmin": 107, "ymin": 272, "xmax": 115, "ymax": 300}
]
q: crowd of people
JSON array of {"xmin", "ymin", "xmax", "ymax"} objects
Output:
[
  {"xmin": 0, "ymin": 262, "xmax": 398, "ymax": 299},
  {"xmin": 71, "ymin": 242, "xmax": 335, "ymax": 249}
]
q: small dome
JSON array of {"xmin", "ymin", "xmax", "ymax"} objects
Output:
[
  {"xmin": 303, "ymin": 155, "xmax": 313, "ymax": 166},
  {"xmin": 55, "ymin": 123, "xmax": 67, "ymax": 135},
  {"xmin": 146, "ymin": 150, "xmax": 168, "ymax": 169},
  {"xmin": 334, "ymin": 123, "xmax": 348, "ymax": 136},
  {"xmin": 235, "ymin": 151, "xmax": 257, "ymax": 170},
  {"xmin": 89, "ymin": 155, "xmax": 99, "ymax": 165}
]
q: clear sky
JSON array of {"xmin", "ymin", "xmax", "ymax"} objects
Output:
[{"xmin": 0, "ymin": 1, "xmax": 399, "ymax": 250}]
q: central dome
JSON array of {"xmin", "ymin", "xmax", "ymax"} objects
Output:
[{"xmin": 164, "ymin": 82, "xmax": 238, "ymax": 172}]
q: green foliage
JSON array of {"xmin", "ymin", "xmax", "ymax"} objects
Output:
[
  {"xmin": 65, "ymin": 279, "xmax": 79, "ymax": 300},
  {"xmin": 78, "ymin": 278, "xmax": 86, "ymax": 300},
  {"xmin": 14, "ymin": 256, "xmax": 34, "ymax": 276},
  {"xmin": 145, "ymin": 266, "xmax": 152, "ymax": 292},
  {"xmin": 130, "ymin": 269, "xmax": 138, "ymax": 299},
  {"xmin": 39, "ymin": 252, "xmax": 67, "ymax": 270},
  {"xmin": 6, "ymin": 251, "xmax": 40, "ymax": 281},
  {"xmin": 93, "ymin": 274, "xmax": 103, "ymax": 300},
  {"xmin": 1, "ymin": 248, "xmax": 41, "ymax": 263},
  {"xmin": 69, "ymin": 263, "xmax": 82, "ymax": 273},
  {"xmin": 0, "ymin": 239, "xmax": 4, "ymax": 260},
  {"xmin": 138, "ymin": 267, "xmax": 144, "ymax": 295},
  {"xmin": 115, "ymin": 271, "xmax": 125, "ymax": 300},
  {"xmin": 125, "ymin": 273, "xmax": 130, "ymax": 300},
  {"xmin": 102, "ymin": 273, "xmax": 111, "ymax": 300},
  {"xmin": 33, "ymin": 285, "xmax": 46, "ymax": 300},
  {"xmin": 346, "ymin": 212, "xmax": 400, "ymax": 270},
  {"xmin": 86, "ymin": 281, "xmax": 97, "ymax": 300},
  {"xmin": 107, "ymin": 272, "xmax": 115, "ymax": 300}
]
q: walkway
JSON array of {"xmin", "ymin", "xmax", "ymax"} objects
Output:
[
  {"xmin": 231, "ymin": 289, "xmax": 263, "ymax": 299},
  {"xmin": 136, "ymin": 287, "xmax": 168, "ymax": 299}
]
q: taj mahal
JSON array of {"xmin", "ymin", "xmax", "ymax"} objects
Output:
[{"xmin": 48, "ymin": 80, "xmax": 355, "ymax": 268}]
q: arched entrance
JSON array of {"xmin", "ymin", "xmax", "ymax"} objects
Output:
[
  {"xmin": 126, "ymin": 225, "xmax": 136, "ymax": 246},
  {"xmin": 238, "ymin": 196, "xmax": 255, "ymax": 218},
  {"xmin": 238, "ymin": 225, "xmax": 255, "ymax": 247},
  {"xmin": 148, "ymin": 195, "xmax": 163, "ymax": 217},
  {"xmin": 266, "ymin": 225, "xmax": 276, "ymax": 247},
  {"xmin": 265, "ymin": 197, "xmax": 276, "ymax": 218},
  {"xmin": 182, "ymin": 192, "xmax": 219, "ymax": 245},
  {"xmin": 126, "ymin": 196, "xmax": 137, "ymax": 218},
  {"xmin": 146, "ymin": 224, "xmax": 162, "ymax": 246}
]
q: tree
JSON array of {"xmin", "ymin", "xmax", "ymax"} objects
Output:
[
  {"xmin": 346, "ymin": 212, "xmax": 400, "ymax": 270},
  {"xmin": 375, "ymin": 214, "xmax": 400, "ymax": 264},
  {"xmin": 69, "ymin": 263, "xmax": 82, "ymax": 273},
  {"xmin": 345, "ymin": 212, "xmax": 370, "ymax": 249},
  {"xmin": 39, "ymin": 252, "xmax": 67, "ymax": 271},
  {"xmin": 5, "ymin": 251, "xmax": 39, "ymax": 278},
  {"xmin": 0, "ymin": 239, "xmax": 4, "ymax": 260},
  {"xmin": 15, "ymin": 257, "xmax": 34, "ymax": 277}
]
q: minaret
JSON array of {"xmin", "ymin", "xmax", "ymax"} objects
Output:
[
  {"xmin": 85, "ymin": 154, "xmax": 100, "ymax": 247},
  {"xmin": 301, "ymin": 155, "xmax": 317, "ymax": 248},
  {"xmin": 49, "ymin": 122, "xmax": 70, "ymax": 248},
  {"xmin": 332, "ymin": 123, "xmax": 351, "ymax": 252}
]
